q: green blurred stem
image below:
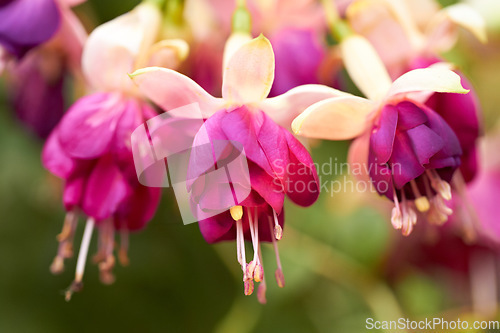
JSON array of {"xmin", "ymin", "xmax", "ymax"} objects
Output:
[
  {"xmin": 284, "ymin": 226, "xmax": 408, "ymax": 333},
  {"xmin": 145, "ymin": 0, "xmax": 167, "ymax": 8},
  {"xmin": 321, "ymin": 0, "xmax": 353, "ymax": 41}
]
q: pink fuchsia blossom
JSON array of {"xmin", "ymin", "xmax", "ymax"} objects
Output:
[
  {"xmin": 452, "ymin": 127, "xmax": 500, "ymax": 245},
  {"xmin": 42, "ymin": 2, "xmax": 188, "ymax": 299},
  {"xmin": 292, "ymin": 34, "xmax": 470, "ymax": 236},
  {"xmin": 131, "ymin": 34, "xmax": 343, "ymax": 301}
]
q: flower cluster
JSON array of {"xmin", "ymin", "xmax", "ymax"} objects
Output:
[{"xmin": 0, "ymin": 0, "xmax": 492, "ymax": 304}]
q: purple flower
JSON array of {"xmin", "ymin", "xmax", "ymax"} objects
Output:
[
  {"xmin": 410, "ymin": 56, "xmax": 481, "ymax": 183},
  {"xmin": 368, "ymin": 100, "xmax": 462, "ymax": 235},
  {"xmin": 293, "ymin": 63, "xmax": 470, "ymax": 236},
  {"xmin": 269, "ymin": 28, "xmax": 324, "ymax": 96},
  {"xmin": 0, "ymin": 0, "xmax": 60, "ymax": 59}
]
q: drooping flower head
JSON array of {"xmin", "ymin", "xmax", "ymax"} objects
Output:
[
  {"xmin": 345, "ymin": 0, "xmax": 484, "ymax": 183},
  {"xmin": 131, "ymin": 28, "xmax": 342, "ymax": 301},
  {"xmin": 293, "ymin": 33, "xmax": 470, "ymax": 236},
  {"xmin": 42, "ymin": 2, "xmax": 188, "ymax": 299}
]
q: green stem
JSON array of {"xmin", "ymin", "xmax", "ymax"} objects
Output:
[{"xmin": 321, "ymin": 0, "xmax": 353, "ymax": 42}]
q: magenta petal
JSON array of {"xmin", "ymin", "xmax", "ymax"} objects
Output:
[
  {"xmin": 256, "ymin": 111, "xmax": 290, "ymax": 181},
  {"xmin": 389, "ymin": 133, "xmax": 425, "ymax": 189},
  {"xmin": 368, "ymin": 151, "xmax": 394, "ymax": 198},
  {"xmin": 396, "ymin": 101, "xmax": 428, "ymax": 130},
  {"xmin": 82, "ymin": 156, "xmax": 132, "ymax": 221},
  {"xmin": 116, "ymin": 185, "xmax": 161, "ymax": 231},
  {"xmin": 0, "ymin": 0, "xmax": 61, "ymax": 58},
  {"xmin": 283, "ymin": 129, "xmax": 319, "ymax": 207},
  {"xmin": 370, "ymin": 105, "xmax": 398, "ymax": 164},
  {"xmin": 468, "ymin": 170, "xmax": 500, "ymax": 242},
  {"xmin": 112, "ymin": 98, "xmax": 144, "ymax": 158},
  {"xmin": 221, "ymin": 107, "xmax": 273, "ymax": 175},
  {"xmin": 249, "ymin": 162, "xmax": 285, "ymax": 214},
  {"xmin": 42, "ymin": 129, "xmax": 75, "ymax": 179},
  {"xmin": 198, "ymin": 212, "xmax": 235, "ymax": 244},
  {"xmin": 187, "ymin": 109, "xmax": 228, "ymax": 186},
  {"xmin": 406, "ymin": 124, "xmax": 444, "ymax": 165},
  {"xmin": 423, "ymin": 106, "xmax": 462, "ymax": 169},
  {"xmin": 58, "ymin": 93, "xmax": 124, "ymax": 159},
  {"xmin": 63, "ymin": 173, "xmax": 86, "ymax": 211}
]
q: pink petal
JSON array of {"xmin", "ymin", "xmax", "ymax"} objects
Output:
[
  {"xmin": 283, "ymin": 129, "xmax": 319, "ymax": 207},
  {"xmin": 116, "ymin": 185, "xmax": 161, "ymax": 231},
  {"xmin": 58, "ymin": 93, "xmax": 124, "ymax": 159},
  {"xmin": 82, "ymin": 156, "xmax": 132, "ymax": 221},
  {"xmin": 42, "ymin": 128, "xmax": 75, "ymax": 179},
  {"xmin": 82, "ymin": 2, "xmax": 160, "ymax": 91},
  {"xmin": 348, "ymin": 131, "xmax": 371, "ymax": 182},
  {"xmin": 130, "ymin": 67, "xmax": 224, "ymax": 117}
]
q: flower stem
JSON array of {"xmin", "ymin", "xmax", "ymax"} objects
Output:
[{"xmin": 321, "ymin": 0, "xmax": 353, "ymax": 42}]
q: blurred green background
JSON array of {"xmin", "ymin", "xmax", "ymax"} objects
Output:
[{"xmin": 1, "ymin": 0, "xmax": 500, "ymax": 332}]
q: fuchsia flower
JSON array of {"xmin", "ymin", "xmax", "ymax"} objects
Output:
[
  {"xmin": 293, "ymin": 35, "xmax": 470, "ymax": 236},
  {"xmin": 42, "ymin": 2, "xmax": 188, "ymax": 299},
  {"xmin": 130, "ymin": 34, "xmax": 342, "ymax": 302},
  {"xmin": 346, "ymin": 0, "xmax": 485, "ymax": 183}
]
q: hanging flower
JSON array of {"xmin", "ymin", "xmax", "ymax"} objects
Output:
[
  {"xmin": 42, "ymin": 1, "xmax": 188, "ymax": 299},
  {"xmin": 292, "ymin": 34, "xmax": 470, "ymax": 236},
  {"xmin": 346, "ymin": 0, "xmax": 485, "ymax": 183},
  {"xmin": 130, "ymin": 33, "xmax": 342, "ymax": 302}
]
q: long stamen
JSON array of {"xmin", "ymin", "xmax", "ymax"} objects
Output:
[
  {"xmin": 252, "ymin": 208, "xmax": 263, "ymax": 283},
  {"xmin": 256, "ymin": 242, "xmax": 267, "ymax": 304},
  {"xmin": 51, "ymin": 211, "xmax": 78, "ymax": 274},
  {"xmin": 65, "ymin": 218, "xmax": 95, "ymax": 301},
  {"xmin": 272, "ymin": 209, "xmax": 283, "ymax": 240},
  {"xmin": 426, "ymin": 169, "xmax": 452, "ymax": 200},
  {"xmin": 391, "ymin": 186, "xmax": 402, "ymax": 230},
  {"xmin": 246, "ymin": 208, "xmax": 257, "ymax": 279},
  {"xmin": 410, "ymin": 180, "xmax": 430, "ymax": 212},
  {"xmin": 269, "ymin": 217, "xmax": 285, "ymax": 288},
  {"xmin": 400, "ymin": 191, "xmax": 415, "ymax": 236},
  {"xmin": 98, "ymin": 219, "xmax": 116, "ymax": 285},
  {"xmin": 118, "ymin": 229, "xmax": 130, "ymax": 266}
]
